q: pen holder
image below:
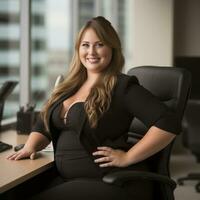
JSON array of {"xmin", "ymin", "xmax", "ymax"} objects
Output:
[{"xmin": 16, "ymin": 111, "xmax": 39, "ymax": 134}]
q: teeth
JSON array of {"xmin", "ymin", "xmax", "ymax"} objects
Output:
[{"xmin": 87, "ymin": 58, "xmax": 99, "ymax": 63}]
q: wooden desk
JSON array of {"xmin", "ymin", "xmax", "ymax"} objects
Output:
[{"xmin": 0, "ymin": 130, "xmax": 54, "ymax": 193}]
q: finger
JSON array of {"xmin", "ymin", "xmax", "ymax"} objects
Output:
[
  {"xmin": 14, "ymin": 154, "xmax": 24, "ymax": 160},
  {"xmin": 94, "ymin": 156, "xmax": 111, "ymax": 163},
  {"xmin": 93, "ymin": 150, "xmax": 110, "ymax": 156},
  {"xmin": 7, "ymin": 153, "xmax": 20, "ymax": 160},
  {"xmin": 6, "ymin": 153, "xmax": 16, "ymax": 159},
  {"xmin": 14, "ymin": 152, "xmax": 28, "ymax": 160},
  {"xmin": 30, "ymin": 152, "xmax": 36, "ymax": 160},
  {"xmin": 99, "ymin": 162, "xmax": 113, "ymax": 167},
  {"xmin": 97, "ymin": 146, "xmax": 112, "ymax": 151}
]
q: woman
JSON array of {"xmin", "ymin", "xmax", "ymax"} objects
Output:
[{"xmin": 7, "ymin": 16, "xmax": 180, "ymax": 200}]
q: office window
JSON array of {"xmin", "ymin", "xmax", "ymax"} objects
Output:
[
  {"xmin": 31, "ymin": 0, "xmax": 73, "ymax": 109},
  {"xmin": 99, "ymin": 0, "xmax": 127, "ymax": 46},
  {"xmin": 79, "ymin": 0, "xmax": 94, "ymax": 28},
  {"xmin": 0, "ymin": 0, "xmax": 19, "ymax": 120}
]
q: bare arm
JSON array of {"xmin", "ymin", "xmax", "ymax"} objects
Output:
[
  {"xmin": 125, "ymin": 126, "xmax": 175, "ymax": 165},
  {"xmin": 24, "ymin": 132, "xmax": 50, "ymax": 151},
  {"xmin": 7, "ymin": 132, "xmax": 50, "ymax": 160},
  {"xmin": 93, "ymin": 126, "xmax": 176, "ymax": 167}
]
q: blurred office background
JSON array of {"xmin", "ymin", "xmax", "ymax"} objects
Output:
[
  {"xmin": 0, "ymin": 0, "xmax": 200, "ymax": 198},
  {"xmin": 0, "ymin": 0, "xmax": 134, "ymax": 120},
  {"xmin": 2, "ymin": 0, "xmax": 200, "ymax": 121},
  {"xmin": 0, "ymin": 0, "xmax": 178, "ymax": 121}
]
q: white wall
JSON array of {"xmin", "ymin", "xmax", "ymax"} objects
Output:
[{"xmin": 125, "ymin": 0, "xmax": 174, "ymax": 72}]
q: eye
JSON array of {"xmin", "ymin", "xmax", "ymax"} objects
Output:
[
  {"xmin": 81, "ymin": 43, "xmax": 89, "ymax": 47},
  {"xmin": 96, "ymin": 42, "xmax": 104, "ymax": 48}
]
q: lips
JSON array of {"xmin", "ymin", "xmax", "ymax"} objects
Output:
[{"xmin": 87, "ymin": 58, "xmax": 100, "ymax": 63}]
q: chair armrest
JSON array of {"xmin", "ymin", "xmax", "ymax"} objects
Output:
[{"xmin": 103, "ymin": 170, "xmax": 176, "ymax": 190}]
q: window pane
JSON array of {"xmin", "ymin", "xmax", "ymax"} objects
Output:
[
  {"xmin": 79, "ymin": 0, "xmax": 94, "ymax": 28},
  {"xmin": 0, "ymin": 0, "xmax": 20, "ymax": 120},
  {"xmin": 99, "ymin": 0, "xmax": 112, "ymax": 20},
  {"xmin": 101, "ymin": 0, "xmax": 134, "ymax": 70},
  {"xmin": 31, "ymin": 0, "xmax": 73, "ymax": 109}
]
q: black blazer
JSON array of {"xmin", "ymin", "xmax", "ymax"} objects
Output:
[{"xmin": 32, "ymin": 73, "xmax": 181, "ymax": 155}]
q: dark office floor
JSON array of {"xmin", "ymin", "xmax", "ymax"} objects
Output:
[{"xmin": 171, "ymin": 152, "xmax": 200, "ymax": 200}]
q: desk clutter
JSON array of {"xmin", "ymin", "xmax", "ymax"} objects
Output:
[
  {"xmin": 16, "ymin": 104, "xmax": 39, "ymax": 134},
  {"xmin": 0, "ymin": 141, "xmax": 12, "ymax": 153}
]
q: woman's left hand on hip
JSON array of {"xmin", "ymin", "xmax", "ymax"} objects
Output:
[{"xmin": 92, "ymin": 146, "xmax": 130, "ymax": 167}]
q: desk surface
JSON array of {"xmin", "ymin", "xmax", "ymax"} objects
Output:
[{"xmin": 0, "ymin": 130, "xmax": 54, "ymax": 193}]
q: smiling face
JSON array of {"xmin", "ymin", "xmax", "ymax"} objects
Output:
[{"xmin": 79, "ymin": 28, "xmax": 112, "ymax": 74}]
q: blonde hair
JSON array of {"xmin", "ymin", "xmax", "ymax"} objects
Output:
[{"xmin": 41, "ymin": 16, "xmax": 124, "ymax": 130}]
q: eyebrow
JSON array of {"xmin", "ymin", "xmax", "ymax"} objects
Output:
[{"xmin": 81, "ymin": 41, "xmax": 102, "ymax": 44}]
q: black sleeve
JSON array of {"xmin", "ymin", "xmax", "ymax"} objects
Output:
[
  {"xmin": 32, "ymin": 113, "xmax": 52, "ymax": 141},
  {"xmin": 124, "ymin": 76, "xmax": 181, "ymax": 135}
]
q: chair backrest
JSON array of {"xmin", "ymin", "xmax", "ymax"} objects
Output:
[
  {"xmin": 0, "ymin": 81, "xmax": 18, "ymax": 131},
  {"xmin": 182, "ymin": 99, "xmax": 200, "ymax": 162},
  {"xmin": 127, "ymin": 66, "xmax": 191, "ymax": 176}
]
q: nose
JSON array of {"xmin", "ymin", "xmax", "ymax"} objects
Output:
[{"xmin": 88, "ymin": 45, "xmax": 96, "ymax": 55}]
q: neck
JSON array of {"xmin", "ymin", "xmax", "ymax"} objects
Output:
[{"xmin": 85, "ymin": 71, "xmax": 100, "ymax": 87}]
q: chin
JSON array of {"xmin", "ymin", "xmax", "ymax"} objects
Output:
[{"xmin": 86, "ymin": 66, "xmax": 103, "ymax": 72}]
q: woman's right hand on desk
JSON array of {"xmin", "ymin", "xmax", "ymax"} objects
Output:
[
  {"xmin": 6, "ymin": 147, "xmax": 36, "ymax": 160},
  {"xmin": 6, "ymin": 132, "xmax": 50, "ymax": 160}
]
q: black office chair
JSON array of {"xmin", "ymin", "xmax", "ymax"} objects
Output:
[
  {"xmin": 103, "ymin": 66, "xmax": 191, "ymax": 200},
  {"xmin": 177, "ymin": 99, "xmax": 200, "ymax": 192},
  {"xmin": 0, "ymin": 81, "xmax": 18, "ymax": 128},
  {"xmin": 0, "ymin": 81, "xmax": 18, "ymax": 153}
]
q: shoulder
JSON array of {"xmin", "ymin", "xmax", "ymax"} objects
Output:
[{"xmin": 116, "ymin": 73, "xmax": 139, "ymax": 90}]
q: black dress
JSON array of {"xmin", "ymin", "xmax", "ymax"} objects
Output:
[
  {"xmin": 54, "ymin": 102, "xmax": 102, "ymax": 180},
  {"xmin": 33, "ymin": 101, "xmax": 153, "ymax": 200}
]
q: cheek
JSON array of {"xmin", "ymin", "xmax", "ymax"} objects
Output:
[
  {"xmin": 104, "ymin": 50, "xmax": 112, "ymax": 64},
  {"xmin": 79, "ymin": 49, "xmax": 85, "ymax": 60}
]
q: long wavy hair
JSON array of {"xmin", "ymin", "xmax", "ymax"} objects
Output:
[{"xmin": 41, "ymin": 16, "xmax": 124, "ymax": 130}]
